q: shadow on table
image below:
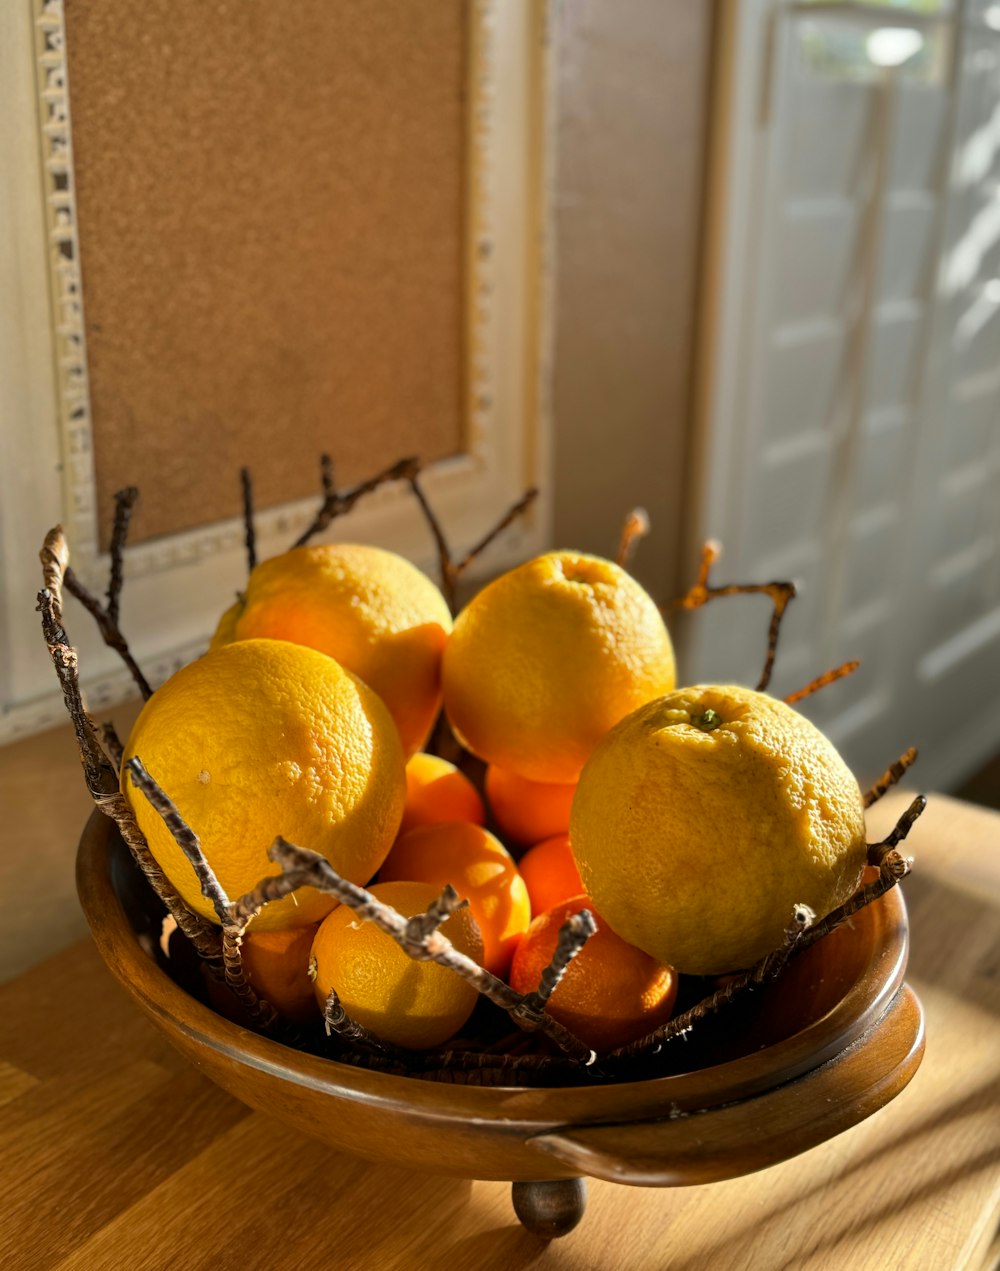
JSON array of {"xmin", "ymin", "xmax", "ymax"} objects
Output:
[{"xmin": 905, "ymin": 869, "xmax": 1000, "ymax": 1019}]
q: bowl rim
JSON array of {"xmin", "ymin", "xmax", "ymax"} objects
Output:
[{"xmin": 77, "ymin": 808, "xmax": 911, "ymax": 1128}]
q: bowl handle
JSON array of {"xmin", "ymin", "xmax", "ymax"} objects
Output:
[{"xmin": 528, "ymin": 985, "xmax": 925, "ymax": 1188}]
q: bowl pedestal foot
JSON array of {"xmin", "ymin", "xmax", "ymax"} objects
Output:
[{"xmin": 511, "ymin": 1177, "xmax": 587, "ymax": 1239}]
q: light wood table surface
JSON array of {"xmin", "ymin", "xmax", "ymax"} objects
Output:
[{"xmin": 2, "ymin": 791, "xmax": 998, "ymax": 1270}]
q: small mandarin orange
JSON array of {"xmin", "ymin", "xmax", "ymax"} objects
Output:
[
  {"xmin": 509, "ymin": 896, "xmax": 678, "ymax": 1054},
  {"xmin": 517, "ymin": 834, "xmax": 585, "ymax": 916},
  {"xmin": 310, "ymin": 881, "xmax": 483, "ymax": 1049},
  {"xmin": 379, "ymin": 821, "xmax": 530, "ymax": 976},
  {"xmin": 485, "ymin": 764, "xmax": 576, "ymax": 846},
  {"xmin": 241, "ymin": 924, "xmax": 321, "ymax": 1024},
  {"xmin": 399, "ymin": 753, "xmax": 486, "ymax": 836}
]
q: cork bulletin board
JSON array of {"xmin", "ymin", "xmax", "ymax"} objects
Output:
[{"xmin": 63, "ymin": 0, "xmax": 468, "ymax": 547}]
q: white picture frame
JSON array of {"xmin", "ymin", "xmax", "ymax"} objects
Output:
[{"xmin": 0, "ymin": 0, "xmax": 555, "ymax": 743}]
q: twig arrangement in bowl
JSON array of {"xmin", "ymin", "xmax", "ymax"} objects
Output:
[{"xmin": 48, "ymin": 456, "xmax": 925, "ymax": 1237}]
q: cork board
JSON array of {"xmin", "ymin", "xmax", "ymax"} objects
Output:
[{"xmin": 63, "ymin": 1, "xmax": 468, "ymax": 547}]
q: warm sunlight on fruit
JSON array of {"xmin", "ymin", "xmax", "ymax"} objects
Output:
[
  {"xmin": 242, "ymin": 924, "xmax": 321, "ymax": 1024},
  {"xmin": 570, "ymin": 684, "xmax": 868, "ymax": 975},
  {"xmin": 122, "ymin": 639, "xmax": 406, "ymax": 930},
  {"xmin": 379, "ymin": 821, "xmax": 530, "ymax": 975},
  {"xmin": 442, "ymin": 551, "xmax": 676, "ymax": 783},
  {"xmin": 399, "ymin": 752, "xmax": 486, "ymax": 835},
  {"xmin": 517, "ymin": 833, "xmax": 584, "ymax": 916},
  {"xmin": 310, "ymin": 881, "xmax": 484, "ymax": 1049},
  {"xmin": 509, "ymin": 896, "xmax": 678, "ymax": 1053},
  {"xmin": 484, "ymin": 764, "xmax": 576, "ymax": 846},
  {"xmin": 210, "ymin": 543, "xmax": 453, "ymax": 756}
]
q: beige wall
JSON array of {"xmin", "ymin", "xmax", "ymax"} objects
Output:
[
  {"xmin": 0, "ymin": 1, "xmax": 715, "ymax": 984},
  {"xmin": 552, "ymin": 0, "xmax": 714, "ymax": 602}
]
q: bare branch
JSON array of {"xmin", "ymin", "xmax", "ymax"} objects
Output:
[
  {"xmin": 97, "ymin": 721, "xmax": 125, "ymax": 776},
  {"xmin": 609, "ymin": 905, "xmax": 816, "ymax": 1059},
  {"xmin": 124, "ymin": 757, "xmax": 231, "ymax": 924},
  {"xmin": 259, "ymin": 837, "xmax": 596, "ymax": 1063},
  {"xmin": 320, "ymin": 452, "xmax": 335, "ymax": 498},
  {"xmin": 784, "ymin": 660, "xmax": 861, "ymax": 706},
  {"xmin": 37, "ymin": 536, "xmax": 222, "ymax": 964},
  {"xmin": 408, "ymin": 477, "xmax": 539, "ymax": 612},
  {"xmin": 47, "ymin": 493, "xmax": 151, "ymax": 699},
  {"xmin": 106, "ymin": 486, "xmax": 139, "ymax": 625},
  {"xmin": 322, "ymin": 986, "xmax": 411, "ymax": 1061},
  {"xmin": 672, "ymin": 541, "xmax": 797, "ymax": 692},
  {"xmin": 37, "ymin": 585, "xmax": 111, "ymax": 797},
  {"xmin": 64, "ymin": 568, "xmax": 153, "ymax": 699},
  {"xmin": 867, "ymin": 793, "xmax": 926, "ymax": 860},
  {"xmin": 616, "ymin": 507, "xmax": 650, "ymax": 571},
  {"xmin": 293, "ymin": 455, "xmax": 421, "ymax": 549},
  {"xmin": 453, "ymin": 487, "xmax": 539, "ymax": 575},
  {"xmin": 240, "ymin": 467, "xmax": 257, "ymax": 575},
  {"xmin": 522, "ymin": 909, "xmax": 597, "ymax": 1012},
  {"xmin": 863, "ymin": 747, "xmax": 919, "ymax": 809},
  {"xmin": 408, "ymin": 473, "xmax": 453, "ymax": 604},
  {"xmin": 222, "ymin": 926, "xmax": 279, "ymax": 1030}
]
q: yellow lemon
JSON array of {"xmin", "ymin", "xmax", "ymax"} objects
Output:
[
  {"xmin": 570, "ymin": 684, "xmax": 867, "ymax": 975},
  {"xmin": 442, "ymin": 551, "xmax": 676, "ymax": 783},
  {"xmin": 211, "ymin": 544, "xmax": 452, "ymax": 757},
  {"xmin": 122, "ymin": 639, "xmax": 406, "ymax": 931},
  {"xmin": 310, "ymin": 880, "xmax": 484, "ymax": 1049}
]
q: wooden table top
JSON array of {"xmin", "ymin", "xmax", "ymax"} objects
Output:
[{"xmin": 2, "ymin": 791, "xmax": 999, "ymax": 1270}]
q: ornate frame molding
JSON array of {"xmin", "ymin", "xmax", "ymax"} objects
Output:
[{"xmin": 0, "ymin": 0, "xmax": 555, "ymax": 742}]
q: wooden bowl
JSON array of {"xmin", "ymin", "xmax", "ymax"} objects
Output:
[{"xmin": 76, "ymin": 810, "xmax": 924, "ymax": 1236}]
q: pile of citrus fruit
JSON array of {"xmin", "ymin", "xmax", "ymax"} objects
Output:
[{"xmin": 122, "ymin": 540, "xmax": 868, "ymax": 1057}]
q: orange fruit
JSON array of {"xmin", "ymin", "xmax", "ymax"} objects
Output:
[
  {"xmin": 442, "ymin": 551, "xmax": 675, "ymax": 783},
  {"xmin": 509, "ymin": 896, "xmax": 678, "ymax": 1054},
  {"xmin": 210, "ymin": 543, "xmax": 452, "ymax": 756},
  {"xmin": 517, "ymin": 834, "xmax": 584, "ymax": 916},
  {"xmin": 121, "ymin": 639, "xmax": 406, "ymax": 931},
  {"xmin": 399, "ymin": 753, "xmax": 486, "ymax": 835},
  {"xmin": 485, "ymin": 764, "xmax": 576, "ymax": 846},
  {"xmin": 570, "ymin": 684, "xmax": 868, "ymax": 974},
  {"xmin": 241, "ymin": 924, "xmax": 321, "ymax": 1023},
  {"xmin": 310, "ymin": 881, "xmax": 484, "ymax": 1049},
  {"xmin": 379, "ymin": 822, "xmax": 530, "ymax": 975}
]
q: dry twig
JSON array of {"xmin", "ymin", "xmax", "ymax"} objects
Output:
[
  {"xmin": 37, "ymin": 531, "xmax": 222, "ymax": 965},
  {"xmin": 784, "ymin": 660, "xmax": 861, "ymax": 706},
  {"xmin": 105, "ymin": 485, "xmax": 138, "ymax": 626},
  {"xmin": 409, "ymin": 475, "xmax": 539, "ymax": 612},
  {"xmin": 863, "ymin": 747, "xmax": 919, "ymax": 808},
  {"xmin": 673, "ymin": 540, "xmax": 797, "ymax": 692},
  {"xmin": 124, "ymin": 757, "xmax": 279, "ymax": 1029},
  {"xmin": 97, "ymin": 721, "xmax": 125, "ymax": 776},
  {"xmin": 321, "ymin": 987, "xmax": 412, "ymax": 1061},
  {"xmin": 216, "ymin": 836, "xmax": 595, "ymax": 1063},
  {"xmin": 608, "ymin": 905, "xmax": 816, "ymax": 1060},
  {"xmin": 59, "ymin": 488, "xmax": 152, "ymax": 699},
  {"xmin": 125, "ymin": 757, "xmax": 598, "ymax": 1062},
  {"xmin": 610, "ymin": 795, "xmax": 924, "ymax": 1062},
  {"xmin": 521, "ymin": 910, "xmax": 597, "ymax": 1013},
  {"xmin": 293, "ymin": 455, "xmax": 421, "ymax": 549},
  {"xmin": 616, "ymin": 507, "xmax": 650, "ymax": 571},
  {"xmin": 240, "ymin": 466, "xmax": 257, "ymax": 575}
]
